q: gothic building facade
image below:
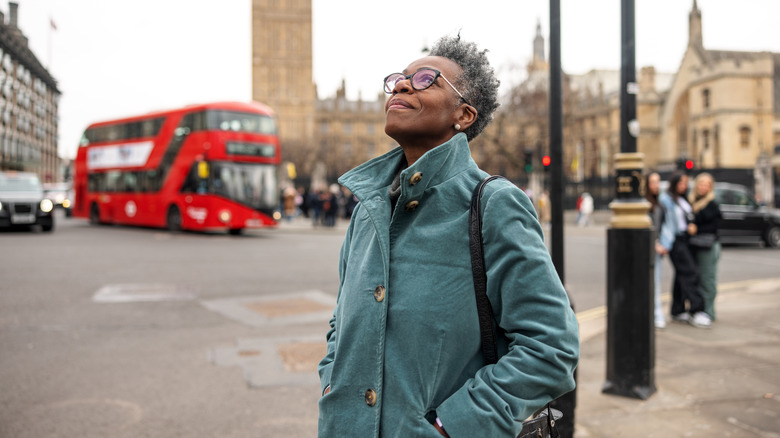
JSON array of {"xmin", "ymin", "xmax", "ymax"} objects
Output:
[{"xmin": 480, "ymin": 0, "xmax": 779, "ymax": 205}]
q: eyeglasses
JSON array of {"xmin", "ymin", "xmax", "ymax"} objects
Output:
[{"xmin": 384, "ymin": 68, "xmax": 470, "ymax": 105}]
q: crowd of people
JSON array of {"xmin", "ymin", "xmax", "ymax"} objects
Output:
[
  {"xmin": 280, "ymin": 184, "xmax": 359, "ymax": 227},
  {"xmin": 647, "ymin": 170, "xmax": 722, "ymax": 329}
]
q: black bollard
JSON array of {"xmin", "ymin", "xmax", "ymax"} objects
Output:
[
  {"xmin": 601, "ymin": 0, "xmax": 657, "ymax": 401},
  {"xmin": 603, "ymin": 225, "xmax": 656, "ymax": 399}
]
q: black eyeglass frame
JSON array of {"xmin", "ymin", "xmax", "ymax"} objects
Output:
[{"xmin": 383, "ymin": 68, "xmax": 471, "ymax": 106}]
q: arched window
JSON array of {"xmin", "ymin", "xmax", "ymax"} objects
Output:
[{"xmin": 702, "ymin": 88, "xmax": 710, "ymax": 109}]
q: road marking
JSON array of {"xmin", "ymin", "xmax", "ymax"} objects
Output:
[{"xmin": 92, "ymin": 283, "xmax": 196, "ymax": 303}]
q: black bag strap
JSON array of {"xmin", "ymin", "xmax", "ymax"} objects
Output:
[
  {"xmin": 469, "ymin": 175, "xmax": 560, "ymax": 438},
  {"xmin": 469, "ymin": 175, "xmax": 505, "ymax": 365}
]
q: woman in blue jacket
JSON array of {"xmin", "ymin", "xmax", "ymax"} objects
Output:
[
  {"xmin": 658, "ymin": 171, "xmax": 710, "ymax": 328},
  {"xmin": 317, "ymin": 35, "xmax": 580, "ymax": 438}
]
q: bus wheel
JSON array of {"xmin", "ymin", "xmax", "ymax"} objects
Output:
[
  {"xmin": 167, "ymin": 205, "xmax": 182, "ymax": 232},
  {"xmin": 89, "ymin": 203, "xmax": 101, "ymax": 225},
  {"xmin": 228, "ymin": 228, "xmax": 243, "ymax": 236}
]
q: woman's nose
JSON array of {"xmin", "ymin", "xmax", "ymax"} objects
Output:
[{"xmin": 392, "ymin": 76, "xmax": 413, "ymax": 94}]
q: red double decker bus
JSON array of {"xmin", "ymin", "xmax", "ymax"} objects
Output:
[{"xmin": 73, "ymin": 101, "xmax": 281, "ymax": 234}]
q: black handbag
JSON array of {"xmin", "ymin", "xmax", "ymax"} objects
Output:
[
  {"xmin": 470, "ymin": 176, "xmax": 561, "ymax": 438},
  {"xmin": 688, "ymin": 233, "xmax": 716, "ymax": 249}
]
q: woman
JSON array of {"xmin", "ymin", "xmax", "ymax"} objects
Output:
[
  {"xmin": 645, "ymin": 172, "xmax": 667, "ymax": 329},
  {"xmin": 318, "ymin": 35, "xmax": 579, "ymax": 437},
  {"xmin": 688, "ymin": 173, "xmax": 722, "ymax": 321},
  {"xmin": 658, "ymin": 171, "xmax": 710, "ymax": 328}
]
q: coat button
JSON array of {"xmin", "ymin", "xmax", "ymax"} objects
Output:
[
  {"xmin": 405, "ymin": 200, "xmax": 419, "ymax": 211},
  {"xmin": 373, "ymin": 285, "xmax": 385, "ymax": 302},
  {"xmin": 365, "ymin": 389, "xmax": 377, "ymax": 407},
  {"xmin": 409, "ymin": 172, "xmax": 423, "ymax": 185}
]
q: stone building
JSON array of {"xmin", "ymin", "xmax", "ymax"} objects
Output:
[
  {"xmin": 251, "ymin": 0, "xmax": 317, "ymax": 179},
  {"xmin": 314, "ymin": 80, "xmax": 393, "ymax": 183},
  {"xmin": 252, "ymin": 0, "xmax": 779, "ymax": 205},
  {"xmin": 0, "ymin": 2, "xmax": 61, "ymax": 182},
  {"xmin": 486, "ymin": 0, "xmax": 779, "ymax": 206},
  {"xmin": 660, "ymin": 0, "xmax": 779, "ymax": 204},
  {"xmin": 251, "ymin": 0, "xmax": 391, "ymax": 189}
]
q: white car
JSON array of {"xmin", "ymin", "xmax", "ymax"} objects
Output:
[{"xmin": 0, "ymin": 171, "xmax": 55, "ymax": 232}]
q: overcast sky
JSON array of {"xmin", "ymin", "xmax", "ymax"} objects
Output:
[{"xmin": 8, "ymin": 0, "xmax": 780, "ymax": 162}]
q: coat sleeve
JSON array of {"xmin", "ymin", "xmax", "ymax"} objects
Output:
[
  {"xmin": 658, "ymin": 194, "xmax": 677, "ymax": 250},
  {"xmin": 317, "ymin": 204, "xmax": 358, "ymax": 394},
  {"xmin": 435, "ymin": 183, "xmax": 579, "ymax": 436}
]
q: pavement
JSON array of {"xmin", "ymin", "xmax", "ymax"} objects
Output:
[
  {"xmin": 272, "ymin": 214, "xmax": 780, "ymax": 438},
  {"xmin": 575, "ymin": 277, "xmax": 780, "ymax": 438}
]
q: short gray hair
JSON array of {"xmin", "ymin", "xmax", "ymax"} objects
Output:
[{"xmin": 429, "ymin": 34, "xmax": 500, "ymax": 141}]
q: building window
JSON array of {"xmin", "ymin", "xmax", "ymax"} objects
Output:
[
  {"xmin": 702, "ymin": 129, "xmax": 710, "ymax": 150},
  {"xmin": 702, "ymin": 88, "xmax": 710, "ymax": 110},
  {"xmin": 319, "ymin": 122, "xmax": 328, "ymax": 134},
  {"xmin": 342, "ymin": 123, "xmax": 352, "ymax": 134},
  {"xmin": 739, "ymin": 126, "xmax": 751, "ymax": 148}
]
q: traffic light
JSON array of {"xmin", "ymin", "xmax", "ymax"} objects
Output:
[
  {"xmin": 524, "ymin": 150, "xmax": 534, "ymax": 174},
  {"xmin": 542, "ymin": 155, "xmax": 551, "ymax": 172},
  {"xmin": 675, "ymin": 157, "xmax": 695, "ymax": 172}
]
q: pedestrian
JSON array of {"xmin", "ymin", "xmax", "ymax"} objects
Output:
[
  {"xmin": 537, "ymin": 189, "xmax": 551, "ymax": 227},
  {"xmin": 576, "ymin": 192, "xmax": 593, "ymax": 226},
  {"xmin": 317, "ymin": 35, "xmax": 579, "ymax": 437},
  {"xmin": 310, "ymin": 187, "xmax": 324, "ymax": 226},
  {"xmin": 342, "ymin": 187, "xmax": 358, "ymax": 219},
  {"xmin": 645, "ymin": 172, "xmax": 667, "ymax": 329},
  {"xmin": 282, "ymin": 186, "xmax": 296, "ymax": 221},
  {"xmin": 322, "ymin": 184, "xmax": 339, "ymax": 227},
  {"xmin": 688, "ymin": 173, "xmax": 722, "ymax": 321},
  {"xmin": 658, "ymin": 171, "xmax": 710, "ymax": 328},
  {"xmin": 296, "ymin": 186, "xmax": 309, "ymax": 218}
]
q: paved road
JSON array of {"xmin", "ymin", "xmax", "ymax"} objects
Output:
[{"xmin": 1, "ymin": 211, "xmax": 778, "ymax": 437}]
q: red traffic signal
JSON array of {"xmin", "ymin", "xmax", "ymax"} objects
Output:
[
  {"xmin": 542, "ymin": 155, "xmax": 551, "ymax": 167},
  {"xmin": 685, "ymin": 160, "xmax": 694, "ymax": 170}
]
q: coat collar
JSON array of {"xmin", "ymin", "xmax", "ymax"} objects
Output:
[
  {"xmin": 338, "ymin": 133, "xmax": 476, "ymax": 203},
  {"xmin": 689, "ymin": 190, "xmax": 715, "ymax": 213}
]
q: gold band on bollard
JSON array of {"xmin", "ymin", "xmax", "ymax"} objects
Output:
[
  {"xmin": 609, "ymin": 200, "xmax": 652, "ymax": 228},
  {"xmin": 610, "ymin": 152, "xmax": 652, "ymax": 229}
]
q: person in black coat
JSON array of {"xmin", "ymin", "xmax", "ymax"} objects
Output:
[{"xmin": 688, "ymin": 173, "xmax": 722, "ymax": 320}]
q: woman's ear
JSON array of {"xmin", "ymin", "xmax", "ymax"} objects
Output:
[{"xmin": 455, "ymin": 104, "xmax": 478, "ymax": 131}]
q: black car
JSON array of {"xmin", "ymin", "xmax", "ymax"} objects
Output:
[
  {"xmin": 714, "ymin": 182, "xmax": 780, "ymax": 248},
  {"xmin": 0, "ymin": 171, "xmax": 55, "ymax": 232}
]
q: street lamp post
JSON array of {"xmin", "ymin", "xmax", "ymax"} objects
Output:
[
  {"xmin": 602, "ymin": 0, "xmax": 657, "ymax": 400},
  {"xmin": 548, "ymin": 1, "xmax": 576, "ymax": 436}
]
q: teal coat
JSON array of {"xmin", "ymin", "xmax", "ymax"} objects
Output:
[{"xmin": 318, "ymin": 134, "xmax": 579, "ymax": 437}]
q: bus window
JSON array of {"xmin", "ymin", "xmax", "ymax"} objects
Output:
[
  {"xmin": 205, "ymin": 110, "xmax": 276, "ymax": 135},
  {"xmin": 106, "ymin": 171, "xmax": 121, "ymax": 192}
]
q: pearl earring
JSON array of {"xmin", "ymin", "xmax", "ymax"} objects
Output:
[{"xmin": 454, "ymin": 124, "xmax": 461, "ymax": 131}]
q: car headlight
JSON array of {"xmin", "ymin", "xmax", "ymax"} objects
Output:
[
  {"xmin": 218, "ymin": 210, "xmax": 232, "ymax": 224},
  {"xmin": 62, "ymin": 199, "xmax": 71, "ymax": 209},
  {"xmin": 40, "ymin": 199, "xmax": 54, "ymax": 213},
  {"xmin": 0, "ymin": 201, "xmax": 3, "ymax": 212}
]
